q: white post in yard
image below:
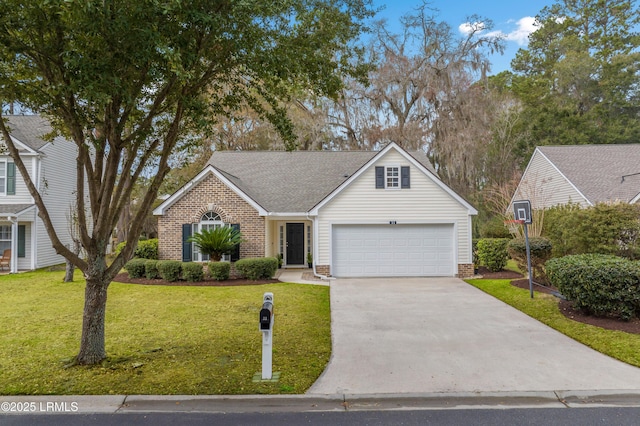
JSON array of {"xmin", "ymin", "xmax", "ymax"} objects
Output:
[{"xmin": 259, "ymin": 292, "xmax": 274, "ymax": 380}]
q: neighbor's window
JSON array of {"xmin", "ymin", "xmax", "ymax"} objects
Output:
[
  {"xmin": 0, "ymin": 161, "xmax": 5, "ymax": 195},
  {"xmin": 0, "ymin": 225, "xmax": 10, "ymax": 252},
  {"xmin": 386, "ymin": 166, "xmax": 399, "ymax": 188}
]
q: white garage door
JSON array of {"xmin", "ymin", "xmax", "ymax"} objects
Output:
[{"xmin": 332, "ymin": 224, "xmax": 454, "ymax": 277}]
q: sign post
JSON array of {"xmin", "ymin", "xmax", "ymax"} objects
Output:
[{"xmin": 513, "ymin": 200, "xmax": 534, "ymax": 299}]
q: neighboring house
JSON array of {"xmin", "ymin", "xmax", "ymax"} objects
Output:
[
  {"xmin": 0, "ymin": 115, "xmax": 81, "ymax": 272},
  {"xmin": 512, "ymin": 144, "xmax": 640, "ymax": 210},
  {"xmin": 154, "ymin": 142, "xmax": 477, "ymax": 278}
]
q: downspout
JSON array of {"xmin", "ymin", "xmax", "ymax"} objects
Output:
[{"xmin": 307, "ymin": 213, "xmax": 331, "ymax": 281}]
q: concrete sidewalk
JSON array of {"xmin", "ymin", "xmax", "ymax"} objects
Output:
[
  {"xmin": 307, "ymin": 277, "xmax": 640, "ymax": 395},
  {"xmin": 3, "ymin": 390, "xmax": 640, "ymax": 414}
]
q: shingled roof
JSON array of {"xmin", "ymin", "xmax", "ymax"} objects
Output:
[
  {"xmin": 207, "ymin": 148, "xmax": 438, "ymax": 212},
  {"xmin": 538, "ymin": 144, "xmax": 640, "ymax": 204},
  {"xmin": 3, "ymin": 115, "xmax": 52, "ymax": 151}
]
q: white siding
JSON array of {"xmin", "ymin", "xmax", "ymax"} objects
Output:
[
  {"xmin": 515, "ymin": 150, "xmax": 589, "ymax": 209},
  {"xmin": 35, "ymin": 138, "xmax": 80, "ymax": 268},
  {"xmin": 0, "ymin": 154, "xmax": 36, "ymax": 204},
  {"xmin": 317, "ymin": 150, "xmax": 473, "ymax": 270}
]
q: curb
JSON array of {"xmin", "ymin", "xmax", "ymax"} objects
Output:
[{"xmin": 2, "ymin": 390, "xmax": 640, "ymax": 414}]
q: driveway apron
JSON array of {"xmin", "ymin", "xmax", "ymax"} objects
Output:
[{"xmin": 307, "ymin": 278, "xmax": 640, "ymax": 395}]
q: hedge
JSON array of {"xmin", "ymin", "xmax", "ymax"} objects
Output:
[
  {"xmin": 157, "ymin": 260, "xmax": 182, "ymax": 282},
  {"xmin": 208, "ymin": 262, "xmax": 230, "ymax": 281},
  {"xmin": 182, "ymin": 262, "xmax": 204, "ymax": 282},
  {"xmin": 477, "ymin": 238, "xmax": 509, "ymax": 272},
  {"xmin": 543, "ymin": 203, "xmax": 640, "ymax": 259},
  {"xmin": 235, "ymin": 257, "xmax": 278, "ymax": 280},
  {"xmin": 124, "ymin": 258, "xmax": 146, "ymax": 278},
  {"xmin": 144, "ymin": 260, "xmax": 159, "ymax": 279},
  {"xmin": 507, "ymin": 237, "xmax": 552, "ymax": 283},
  {"xmin": 135, "ymin": 239, "xmax": 158, "ymax": 260},
  {"xmin": 546, "ymin": 254, "xmax": 640, "ymax": 320}
]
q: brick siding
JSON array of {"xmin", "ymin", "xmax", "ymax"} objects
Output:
[
  {"xmin": 157, "ymin": 172, "xmax": 265, "ymax": 261},
  {"xmin": 456, "ymin": 263, "xmax": 474, "ymax": 278}
]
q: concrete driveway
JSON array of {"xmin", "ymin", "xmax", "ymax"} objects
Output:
[{"xmin": 307, "ymin": 277, "xmax": 640, "ymax": 395}]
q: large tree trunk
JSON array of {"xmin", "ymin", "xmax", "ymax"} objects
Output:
[{"xmin": 76, "ymin": 271, "xmax": 110, "ymax": 365}]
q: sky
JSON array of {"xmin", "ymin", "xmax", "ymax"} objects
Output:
[{"xmin": 371, "ymin": 0, "xmax": 556, "ymax": 74}]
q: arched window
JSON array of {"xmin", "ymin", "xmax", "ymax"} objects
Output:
[{"xmin": 193, "ymin": 211, "xmax": 224, "ymax": 261}]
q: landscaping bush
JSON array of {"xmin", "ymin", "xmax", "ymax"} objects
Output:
[
  {"xmin": 476, "ymin": 238, "xmax": 509, "ymax": 272},
  {"xmin": 508, "ymin": 237, "xmax": 552, "ymax": 283},
  {"xmin": 124, "ymin": 258, "xmax": 146, "ymax": 279},
  {"xmin": 235, "ymin": 257, "xmax": 278, "ymax": 280},
  {"xmin": 145, "ymin": 260, "xmax": 159, "ymax": 279},
  {"xmin": 208, "ymin": 261, "xmax": 230, "ymax": 281},
  {"xmin": 135, "ymin": 238, "xmax": 159, "ymax": 260},
  {"xmin": 114, "ymin": 241, "xmax": 127, "ymax": 256},
  {"xmin": 157, "ymin": 260, "xmax": 182, "ymax": 282},
  {"xmin": 546, "ymin": 254, "xmax": 640, "ymax": 320},
  {"xmin": 480, "ymin": 216, "xmax": 512, "ymax": 238},
  {"xmin": 182, "ymin": 262, "xmax": 204, "ymax": 282},
  {"xmin": 544, "ymin": 203, "xmax": 640, "ymax": 259}
]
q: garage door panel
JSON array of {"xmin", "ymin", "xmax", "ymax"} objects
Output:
[{"xmin": 332, "ymin": 224, "xmax": 454, "ymax": 277}]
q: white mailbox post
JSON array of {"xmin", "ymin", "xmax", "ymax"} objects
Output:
[{"xmin": 259, "ymin": 292, "xmax": 274, "ymax": 380}]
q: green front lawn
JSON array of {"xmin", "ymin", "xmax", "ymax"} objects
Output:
[
  {"xmin": 0, "ymin": 270, "xmax": 330, "ymax": 395},
  {"xmin": 466, "ymin": 278, "xmax": 640, "ymax": 368}
]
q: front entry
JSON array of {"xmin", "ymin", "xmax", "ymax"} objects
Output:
[{"xmin": 286, "ymin": 223, "xmax": 305, "ymax": 265}]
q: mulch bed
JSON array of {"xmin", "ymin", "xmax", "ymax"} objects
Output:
[
  {"xmin": 478, "ymin": 267, "xmax": 640, "ymax": 335},
  {"xmin": 114, "ymin": 272, "xmax": 278, "ymax": 287}
]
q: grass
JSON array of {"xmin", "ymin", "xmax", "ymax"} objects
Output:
[
  {"xmin": 466, "ymin": 278, "xmax": 640, "ymax": 368},
  {"xmin": 0, "ymin": 270, "xmax": 330, "ymax": 395}
]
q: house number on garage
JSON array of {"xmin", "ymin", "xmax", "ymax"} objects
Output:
[{"xmin": 389, "ymin": 220, "xmax": 397, "ymax": 225}]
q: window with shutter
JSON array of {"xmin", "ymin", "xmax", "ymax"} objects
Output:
[
  {"xmin": 6, "ymin": 162, "xmax": 15, "ymax": 195},
  {"xmin": 401, "ymin": 166, "xmax": 410, "ymax": 188}
]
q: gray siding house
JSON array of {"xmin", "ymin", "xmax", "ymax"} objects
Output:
[
  {"xmin": 512, "ymin": 144, "xmax": 640, "ymax": 210},
  {"xmin": 0, "ymin": 115, "xmax": 82, "ymax": 272}
]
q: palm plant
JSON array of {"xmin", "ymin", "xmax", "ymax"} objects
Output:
[{"xmin": 188, "ymin": 227, "xmax": 243, "ymax": 261}]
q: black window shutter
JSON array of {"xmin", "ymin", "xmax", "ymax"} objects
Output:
[
  {"xmin": 18, "ymin": 225, "xmax": 25, "ymax": 258},
  {"xmin": 401, "ymin": 166, "xmax": 410, "ymax": 188},
  {"xmin": 182, "ymin": 224, "xmax": 192, "ymax": 262},
  {"xmin": 230, "ymin": 224, "xmax": 240, "ymax": 262},
  {"xmin": 375, "ymin": 166, "xmax": 384, "ymax": 188},
  {"xmin": 7, "ymin": 162, "xmax": 15, "ymax": 195}
]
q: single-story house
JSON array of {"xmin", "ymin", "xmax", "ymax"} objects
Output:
[
  {"xmin": 153, "ymin": 142, "xmax": 477, "ymax": 278},
  {"xmin": 511, "ymin": 144, "xmax": 640, "ymax": 210}
]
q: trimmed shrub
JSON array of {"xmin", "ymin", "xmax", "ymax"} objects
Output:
[
  {"xmin": 157, "ymin": 260, "xmax": 182, "ymax": 282},
  {"xmin": 477, "ymin": 238, "xmax": 509, "ymax": 272},
  {"xmin": 114, "ymin": 241, "xmax": 127, "ymax": 256},
  {"xmin": 546, "ymin": 254, "xmax": 640, "ymax": 320},
  {"xmin": 145, "ymin": 260, "xmax": 159, "ymax": 279},
  {"xmin": 544, "ymin": 203, "xmax": 640, "ymax": 259},
  {"xmin": 208, "ymin": 261, "xmax": 230, "ymax": 281},
  {"xmin": 124, "ymin": 258, "xmax": 146, "ymax": 279},
  {"xmin": 182, "ymin": 262, "xmax": 204, "ymax": 282},
  {"xmin": 135, "ymin": 238, "xmax": 159, "ymax": 260},
  {"xmin": 508, "ymin": 237, "xmax": 552, "ymax": 283},
  {"xmin": 235, "ymin": 257, "xmax": 278, "ymax": 280}
]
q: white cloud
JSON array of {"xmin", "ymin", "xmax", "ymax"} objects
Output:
[
  {"xmin": 458, "ymin": 21, "xmax": 486, "ymax": 36},
  {"xmin": 460, "ymin": 16, "xmax": 539, "ymax": 46},
  {"xmin": 504, "ymin": 16, "xmax": 538, "ymax": 45}
]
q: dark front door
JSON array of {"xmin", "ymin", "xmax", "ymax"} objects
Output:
[{"xmin": 286, "ymin": 223, "xmax": 305, "ymax": 265}]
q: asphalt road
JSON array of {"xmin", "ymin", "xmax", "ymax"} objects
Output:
[{"xmin": 3, "ymin": 407, "xmax": 640, "ymax": 426}]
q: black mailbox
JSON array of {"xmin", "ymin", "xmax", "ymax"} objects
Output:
[{"xmin": 260, "ymin": 301, "xmax": 273, "ymax": 330}]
